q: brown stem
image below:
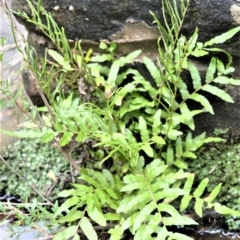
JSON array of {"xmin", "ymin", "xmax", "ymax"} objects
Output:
[{"xmin": 55, "ymin": 143, "xmax": 81, "ymax": 173}]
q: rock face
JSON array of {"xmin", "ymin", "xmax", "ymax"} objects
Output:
[
  {"xmin": 11, "ymin": 0, "xmax": 240, "ymax": 137},
  {"xmin": 11, "ymin": 0, "xmax": 240, "ymax": 60}
]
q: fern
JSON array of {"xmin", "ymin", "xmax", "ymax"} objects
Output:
[{"xmin": 2, "ymin": 0, "xmax": 240, "ymax": 239}]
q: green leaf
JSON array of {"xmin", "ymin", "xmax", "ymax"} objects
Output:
[
  {"xmin": 203, "ymin": 47, "xmax": 233, "ymax": 67},
  {"xmin": 41, "ymin": 131, "xmax": 57, "ymax": 143},
  {"xmin": 72, "ymin": 184, "xmax": 93, "ymax": 193},
  {"xmin": 175, "ymin": 137, "xmax": 183, "ymax": 158},
  {"xmin": 213, "ymin": 203, "xmax": 240, "ymax": 216},
  {"xmin": 90, "ymin": 53, "xmax": 113, "ymax": 62},
  {"xmin": 193, "ymin": 178, "xmax": 209, "ymax": 198},
  {"xmin": 183, "ymin": 174, "xmax": 194, "ymax": 194},
  {"xmin": 189, "ymin": 93, "xmax": 214, "ymax": 114},
  {"xmin": 0, "ymin": 99, "xmax": 6, "ymax": 109},
  {"xmin": 145, "ymin": 162, "xmax": 168, "ymax": 182},
  {"xmin": 180, "ymin": 195, "xmax": 193, "ymax": 212},
  {"xmin": 202, "ymin": 84, "xmax": 234, "ymax": 103},
  {"xmin": 99, "ymin": 41, "xmax": 108, "ymax": 50},
  {"xmin": 53, "ymin": 226, "xmax": 78, "ymax": 240},
  {"xmin": 166, "ymin": 145, "xmax": 174, "ymax": 164},
  {"xmin": 114, "ymin": 82, "xmax": 137, "ymax": 106},
  {"xmin": 54, "ymin": 122, "xmax": 64, "ymax": 131},
  {"xmin": 174, "ymin": 159, "xmax": 188, "ymax": 169},
  {"xmin": 57, "ymin": 210, "xmax": 83, "ymax": 223},
  {"xmin": 0, "ymin": 128, "xmax": 46, "ymax": 138},
  {"xmin": 58, "ymin": 189, "xmax": 76, "ymax": 197},
  {"xmin": 166, "ymin": 128, "xmax": 183, "ymax": 140},
  {"xmin": 119, "ymin": 50, "xmax": 142, "ymax": 66},
  {"xmin": 59, "ymin": 132, "xmax": 74, "ymax": 147},
  {"xmin": 86, "ymin": 193, "xmax": 95, "ymax": 211},
  {"xmin": 117, "ymin": 191, "xmax": 150, "ymax": 213},
  {"xmin": 191, "ymin": 48, "xmax": 209, "ymax": 57},
  {"xmin": 163, "ymin": 216, "xmax": 197, "ymax": 226},
  {"xmin": 183, "ymin": 151, "xmax": 196, "ymax": 159},
  {"xmin": 153, "ymin": 189, "xmax": 187, "ymax": 204},
  {"xmin": 72, "ymin": 235, "xmax": 80, "ymax": 240},
  {"xmin": 120, "ymin": 181, "xmax": 143, "ymax": 192},
  {"xmin": 187, "ymin": 29, "xmax": 198, "ymax": 55},
  {"xmin": 194, "ymin": 198, "xmax": 204, "ymax": 217},
  {"xmin": 213, "ymin": 76, "xmax": 240, "ymax": 85},
  {"xmin": 169, "ymin": 232, "xmax": 194, "ymax": 240},
  {"xmin": 80, "ymin": 217, "xmax": 98, "ymax": 240},
  {"xmin": 67, "ymin": 120, "xmax": 79, "ymax": 132},
  {"xmin": 158, "ymin": 203, "xmax": 180, "ymax": 218},
  {"xmin": 204, "ymin": 26, "xmax": 240, "ymax": 47},
  {"xmin": 178, "ymin": 103, "xmax": 202, "ymax": 130},
  {"xmin": 80, "ymin": 173, "xmax": 101, "ymax": 187},
  {"xmin": 108, "ymin": 225, "xmax": 124, "ymax": 240},
  {"xmin": 102, "ymin": 169, "xmax": 115, "ymax": 185},
  {"xmin": 178, "ymin": 78, "xmax": 190, "ymax": 99},
  {"xmin": 156, "ymin": 227, "xmax": 169, "ymax": 240},
  {"xmin": 88, "ymin": 207, "xmax": 106, "ymax": 226},
  {"xmin": 205, "ymin": 57, "xmax": 216, "ymax": 82},
  {"xmin": 143, "ymin": 57, "xmax": 162, "ymax": 87},
  {"xmin": 139, "ymin": 116, "xmax": 149, "ymax": 142},
  {"xmin": 152, "ymin": 109, "xmax": 162, "ymax": 135},
  {"xmin": 151, "ymin": 136, "xmax": 165, "ymax": 145},
  {"xmin": 204, "ymin": 183, "xmax": 222, "ymax": 203},
  {"xmin": 60, "ymin": 93, "xmax": 73, "ymax": 108},
  {"xmin": 216, "ymin": 59, "xmax": 235, "ymax": 75},
  {"xmin": 107, "ymin": 50, "xmax": 141, "ymax": 87},
  {"xmin": 121, "ymin": 212, "xmax": 139, "ymax": 230},
  {"xmin": 104, "ymin": 187, "xmax": 120, "ymax": 200},
  {"xmin": 48, "ymin": 49, "xmax": 64, "ymax": 65},
  {"xmin": 133, "ymin": 201, "xmax": 157, "ymax": 233},
  {"xmin": 55, "ymin": 196, "xmax": 79, "ymax": 216},
  {"xmin": 107, "ymin": 60, "xmax": 121, "ymax": 87},
  {"xmin": 104, "ymin": 213, "xmax": 121, "ymax": 221},
  {"xmin": 216, "ymin": 58, "xmax": 225, "ymax": 74},
  {"xmin": 142, "ymin": 213, "xmax": 162, "ymax": 239},
  {"xmin": 142, "ymin": 144, "xmax": 154, "ymax": 157},
  {"xmin": 48, "ymin": 49, "xmax": 74, "ymax": 71},
  {"xmin": 188, "ymin": 61, "xmax": 201, "ymax": 90},
  {"xmin": 133, "ymin": 225, "xmax": 145, "ymax": 240},
  {"xmin": 203, "ymin": 137, "xmax": 225, "ymax": 144},
  {"xmin": 95, "ymin": 189, "xmax": 106, "ymax": 204},
  {"xmin": 119, "ymin": 95, "xmax": 154, "ymax": 117}
]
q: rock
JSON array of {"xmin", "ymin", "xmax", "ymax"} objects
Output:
[
  {"xmin": 0, "ymin": 0, "xmax": 28, "ymax": 152},
  {"xmin": 11, "ymin": 0, "xmax": 240, "ymax": 61},
  {"xmin": 10, "ymin": 0, "xmax": 240, "ymax": 137}
]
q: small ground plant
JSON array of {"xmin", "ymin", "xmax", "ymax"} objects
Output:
[
  {"xmin": 1, "ymin": 0, "xmax": 240, "ymax": 239},
  {"xmin": 1, "ymin": 138, "xmax": 69, "ymax": 201}
]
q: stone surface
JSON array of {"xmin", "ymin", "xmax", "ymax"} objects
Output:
[
  {"xmin": 10, "ymin": 0, "xmax": 240, "ymax": 137},
  {"xmin": 0, "ymin": 0, "xmax": 27, "ymax": 152},
  {"xmin": 11, "ymin": 0, "xmax": 240, "ymax": 60}
]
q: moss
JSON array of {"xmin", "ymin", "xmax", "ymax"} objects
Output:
[
  {"xmin": 0, "ymin": 139, "xmax": 70, "ymax": 201},
  {"xmin": 188, "ymin": 142, "xmax": 240, "ymax": 230}
]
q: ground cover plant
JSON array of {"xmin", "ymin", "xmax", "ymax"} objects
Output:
[
  {"xmin": 1, "ymin": 0, "xmax": 240, "ymax": 239},
  {"xmin": 0, "ymin": 138, "xmax": 69, "ymax": 201}
]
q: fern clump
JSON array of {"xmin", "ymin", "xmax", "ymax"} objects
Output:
[{"xmin": 1, "ymin": 0, "xmax": 240, "ymax": 239}]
